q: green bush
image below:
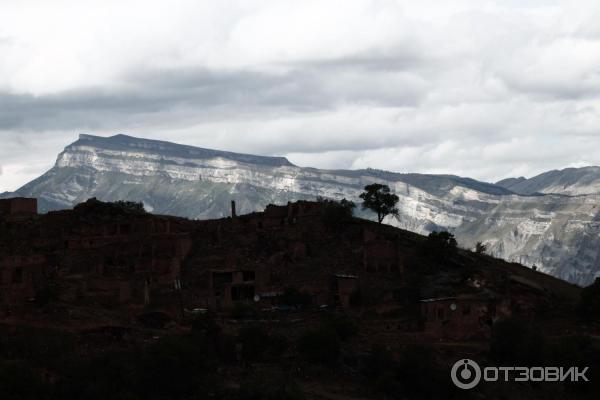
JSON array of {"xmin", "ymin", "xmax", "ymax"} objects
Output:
[
  {"xmin": 427, "ymin": 231, "xmax": 457, "ymax": 250},
  {"xmin": 475, "ymin": 241, "xmax": 487, "ymax": 254},
  {"xmin": 74, "ymin": 198, "xmax": 146, "ymax": 216},
  {"xmin": 317, "ymin": 197, "xmax": 356, "ymax": 227}
]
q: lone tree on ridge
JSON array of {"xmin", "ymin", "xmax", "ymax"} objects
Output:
[{"xmin": 359, "ymin": 183, "xmax": 399, "ymax": 224}]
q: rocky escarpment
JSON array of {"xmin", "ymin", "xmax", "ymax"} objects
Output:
[{"xmin": 6, "ymin": 134, "xmax": 600, "ymax": 285}]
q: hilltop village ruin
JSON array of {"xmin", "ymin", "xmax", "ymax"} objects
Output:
[{"xmin": 0, "ymin": 196, "xmax": 569, "ymax": 341}]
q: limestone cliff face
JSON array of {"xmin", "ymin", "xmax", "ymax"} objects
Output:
[{"xmin": 8, "ymin": 134, "xmax": 600, "ymax": 285}]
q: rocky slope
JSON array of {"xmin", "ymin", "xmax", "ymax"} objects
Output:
[
  {"xmin": 5, "ymin": 134, "xmax": 600, "ymax": 285},
  {"xmin": 497, "ymin": 166, "xmax": 600, "ymax": 196}
]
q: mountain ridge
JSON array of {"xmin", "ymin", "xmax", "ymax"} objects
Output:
[
  {"xmin": 5, "ymin": 133, "xmax": 600, "ymax": 286},
  {"xmin": 58, "ymin": 134, "xmax": 516, "ymax": 196},
  {"xmin": 71, "ymin": 133, "xmax": 297, "ymax": 168},
  {"xmin": 497, "ymin": 166, "xmax": 600, "ymax": 196}
]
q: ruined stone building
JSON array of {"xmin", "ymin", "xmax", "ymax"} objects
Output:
[
  {"xmin": 0, "ymin": 198, "xmax": 412, "ymax": 320},
  {"xmin": 0, "ymin": 196, "xmax": 552, "ymax": 340},
  {"xmin": 420, "ymin": 294, "xmax": 511, "ymax": 340},
  {"xmin": 0, "ymin": 197, "xmax": 38, "ymax": 222}
]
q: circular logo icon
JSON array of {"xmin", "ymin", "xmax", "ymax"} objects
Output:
[{"xmin": 451, "ymin": 359, "xmax": 481, "ymax": 390}]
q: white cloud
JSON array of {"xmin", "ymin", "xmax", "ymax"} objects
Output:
[{"xmin": 2, "ymin": 0, "xmax": 600, "ymax": 191}]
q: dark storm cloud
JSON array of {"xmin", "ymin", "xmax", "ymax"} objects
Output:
[
  {"xmin": 0, "ymin": 69, "xmax": 296, "ymax": 130},
  {"xmin": 0, "ymin": 60, "xmax": 427, "ymax": 131}
]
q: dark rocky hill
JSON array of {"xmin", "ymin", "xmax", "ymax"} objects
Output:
[{"xmin": 0, "ymin": 197, "xmax": 597, "ymax": 399}]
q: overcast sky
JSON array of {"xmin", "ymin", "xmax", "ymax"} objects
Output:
[{"xmin": 1, "ymin": 0, "xmax": 600, "ymax": 191}]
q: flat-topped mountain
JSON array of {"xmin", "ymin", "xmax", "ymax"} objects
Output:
[
  {"xmin": 5, "ymin": 134, "xmax": 600, "ymax": 285},
  {"xmin": 72, "ymin": 134, "xmax": 296, "ymax": 167},
  {"xmin": 8, "ymin": 133, "xmax": 513, "ymax": 222}
]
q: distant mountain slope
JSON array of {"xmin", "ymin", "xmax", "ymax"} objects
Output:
[
  {"xmin": 495, "ymin": 177, "xmax": 527, "ymax": 191},
  {"xmin": 6, "ymin": 134, "xmax": 600, "ymax": 285},
  {"xmin": 497, "ymin": 166, "xmax": 600, "ymax": 196},
  {"xmin": 7, "ymin": 133, "xmax": 513, "ymax": 215}
]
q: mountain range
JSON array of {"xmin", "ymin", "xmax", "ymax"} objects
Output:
[
  {"xmin": 496, "ymin": 166, "xmax": 600, "ymax": 196},
  {"xmin": 4, "ymin": 133, "xmax": 600, "ymax": 286}
]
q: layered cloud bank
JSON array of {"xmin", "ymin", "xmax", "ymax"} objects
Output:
[{"xmin": 2, "ymin": 0, "xmax": 600, "ymax": 190}]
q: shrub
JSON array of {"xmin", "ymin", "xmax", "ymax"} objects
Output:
[
  {"xmin": 475, "ymin": 241, "xmax": 487, "ymax": 254},
  {"xmin": 427, "ymin": 231, "xmax": 457, "ymax": 250},
  {"xmin": 74, "ymin": 198, "xmax": 146, "ymax": 216},
  {"xmin": 317, "ymin": 197, "xmax": 356, "ymax": 227}
]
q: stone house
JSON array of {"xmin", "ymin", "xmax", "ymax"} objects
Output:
[
  {"xmin": 420, "ymin": 294, "xmax": 510, "ymax": 340},
  {"xmin": 0, "ymin": 198, "xmax": 37, "ymax": 221},
  {"xmin": 331, "ymin": 274, "xmax": 358, "ymax": 309},
  {"xmin": 0, "ymin": 254, "xmax": 46, "ymax": 305},
  {"xmin": 362, "ymin": 227, "xmax": 404, "ymax": 278}
]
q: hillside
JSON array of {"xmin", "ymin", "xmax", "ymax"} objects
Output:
[
  {"xmin": 5, "ymin": 134, "xmax": 600, "ymax": 286},
  {"xmin": 0, "ymin": 197, "xmax": 597, "ymax": 399}
]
